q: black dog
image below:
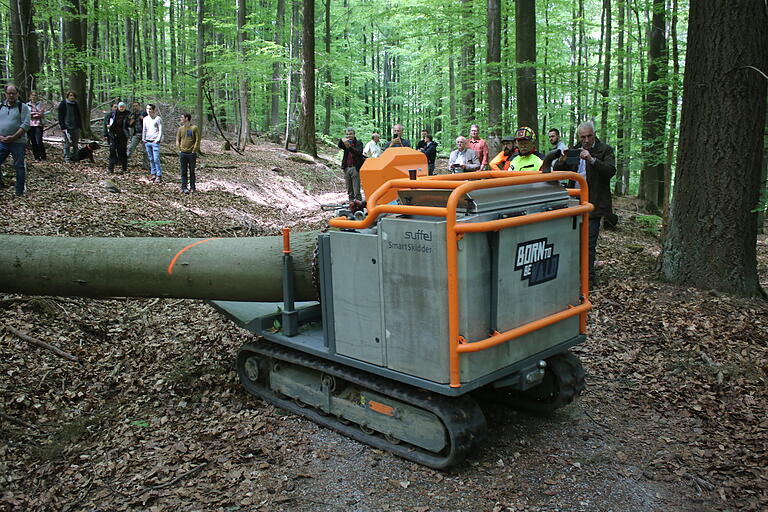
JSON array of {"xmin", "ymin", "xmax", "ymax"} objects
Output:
[{"xmin": 76, "ymin": 142, "xmax": 101, "ymax": 163}]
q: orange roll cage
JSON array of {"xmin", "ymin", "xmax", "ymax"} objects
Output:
[{"xmin": 329, "ymin": 171, "xmax": 594, "ymax": 388}]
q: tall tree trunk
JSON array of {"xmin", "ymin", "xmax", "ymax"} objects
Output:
[
  {"xmin": 195, "ymin": 0, "xmax": 205, "ymax": 131},
  {"xmin": 614, "ymin": 0, "xmax": 626, "ymax": 196},
  {"xmin": 10, "ymin": 0, "xmax": 39, "ymax": 98},
  {"xmin": 236, "ymin": 0, "xmax": 248, "ymax": 150},
  {"xmin": 661, "ymin": 0, "xmax": 767, "ymax": 298},
  {"xmin": 486, "ymin": 0, "xmax": 501, "ymax": 133},
  {"xmin": 296, "ymin": 0, "xmax": 316, "ymax": 157},
  {"xmin": 600, "ymin": 0, "xmax": 611, "ymax": 140},
  {"xmin": 125, "ymin": 19, "xmax": 135, "ymax": 87},
  {"xmin": 515, "ymin": 0, "xmax": 538, "ymax": 131},
  {"xmin": 271, "ymin": 0, "xmax": 285, "ymax": 131},
  {"xmin": 64, "ymin": 0, "xmax": 90, "ymax": 137},
  {"xmin": 639, "ymin": 0, "xmax": 668, "ymax": 212},
  {"xmin": 460, "ymin": 0, "xmax": 475, "ymax": 127},
  {"xmin": 448, "ymin": 51, "xmax": 457, "ymax": 130},
  {"xmin": 323, "ymin": 0, "xmax": 332, "ymax": 135},
  {"xmin": 284, "ymin": 2, "xmax": 295, "ymax": 149},
  {"xmin": 661, "ymin": 0, "xmax": 680, "ymax": 236},
  {"xmin": 169, "ymin": 0, "xmax": 176, "ymax": 97}
]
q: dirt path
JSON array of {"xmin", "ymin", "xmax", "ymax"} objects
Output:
[{"xmin": 1, "ymin": 141, "xmax": 765, "ymax": 511}]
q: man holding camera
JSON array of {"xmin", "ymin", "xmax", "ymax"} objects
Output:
[
  {"xmin": 338, "ymin": 127, "xmax": 365, "ymax": 201},
  {"xmin": 553, "ymin": 120, "xmax": 615, "ymax": 287},
  {"xmin": 448, "ymin": 136, "xmax": 480, "ymax": 173},
  {"xmin": 383, "ymin": 123, "xmax": 411, "ymax": 150}
]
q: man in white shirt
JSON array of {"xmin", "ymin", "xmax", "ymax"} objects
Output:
[
  {"xmin": 363, "ymin": 133, "xmax": 382, "ymax": 158},
  {"xmin": 142, "ymin": 104, "xmax": 163, "ymax": 183}
]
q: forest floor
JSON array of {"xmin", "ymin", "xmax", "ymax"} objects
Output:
[{"xmin": 1, "ymin": 138, "xmax": 766, "ymax": 512}]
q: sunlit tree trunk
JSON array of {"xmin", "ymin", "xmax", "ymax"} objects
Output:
[
  {"xmin": 236, "ymin": 0, "xmax": 248, "ymax": 150},
  {"xmin": 487, "ymin": 0, "xmax": 501, "ymax": 133},
  {"xmin": 195, "ymin": 0, "xmax": 205, "ymax": 130},
  {"xmin": 297, "ymin": 0, "xmax": 316, "ymax": 157}
]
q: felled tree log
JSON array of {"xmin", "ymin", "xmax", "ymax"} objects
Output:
[{"xmin": 0, "ymin": 233, "xmax": 318, "ymax": 301}]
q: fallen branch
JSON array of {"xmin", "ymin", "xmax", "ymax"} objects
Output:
[
  {"xmin": 0, "ymin": 411, "xmax": 39, "ymax": 430},
  {"xmin": 202, "ymin": 86, "xmax": 243, "ymax": 156},
  {"xmin": 150, "ymin": 462, "xmax": 208, "ymax": 490},
  {"xmin": 4, "ymin": 325, "xmax": 79, "ymax": 362},
  {"xmin": 685, "ymin": 472, "xmax": 715, "ymax": 491}
]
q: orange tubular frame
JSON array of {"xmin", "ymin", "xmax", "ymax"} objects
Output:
[{"xmin": 329, "ymin": 171, "xmax": 594, "ymax": 388}]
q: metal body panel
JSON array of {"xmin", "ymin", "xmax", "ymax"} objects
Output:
[
  {"xmin": 379, "ymin": 216, "xmax": 450, "ymax": 382},
  {"xmin": 330, "ymin": 231, "xmax": 385, "ymax": 365}
]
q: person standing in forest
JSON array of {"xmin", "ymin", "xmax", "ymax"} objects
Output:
[
  {"xmin": 106, "ymin": 102, "xmax": 131, "ymax": 174},
  {"xmin": 0, "ymin": 84, "xmax": 31, "ymax": 196},
  {"xmin": 546, "ymin": 128, "xmax": 568, "ymax": 172},
  {"xmin": 415, "ymin": 129, "xmax": 429, "ymax": 151},
  {"xmin": 418, "ymin": 134, "xmax": 438, "ymax": 175},
  {"xmin": 127, "ymin": 101, "xmax": 149, "ymax": 170},
  {"xmin": 489, "ymin": 135, "xmax": 517, "ymax": 170},
  {"xmin": 467, "ymin": 124, "xmax": 489, "ymax": 170},
  {"xmin": 509, "ymin": 126, "xmax": 543, "ymax": 172},
  {"xmin": 363, "ymin": 132, "xmax": 382, "ymax": 158},
  {"xmin": 58, "ymin": 91, "xmax": 82, "ymax": 163},
  {"xmin": 383, "ymin": 124, "xmax": 411, "ymax": 150},
  {"xmin": 553, "ymin": 120, "xmax": 615, "ymax": 287},
  {"xmin": 142, "ymin": 104, "xmax": 163, "ymax": 183},
  {"xmin": 176, "ymin": 113, "xmax": 201, "ymax": 194},
  {"xmin": 448, "ymin": 136, "xmax": 480, "ymax": 173},
  {"xmin": 26, "ymin": 90, "xmax": 46, "ymax": 161},
  {"xmin": 338, "ymin": 127, "xmax": 365, "ymax": 201}
]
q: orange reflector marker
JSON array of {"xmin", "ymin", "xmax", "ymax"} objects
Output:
[
  {"xmin": 282, "ymin": 228, "xmax": 291, "ymax": 254},
  {"xmin": 368, "ymin": 401, "xmax": 395, "ymax": 417}
]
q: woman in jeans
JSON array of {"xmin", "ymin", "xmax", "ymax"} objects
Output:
[
  {"xmin": 142, "ymin": 104, "xmax": 163, "ymax": 183},
  {"xmin": 27, "ymin": 91, "xmax": 46, "ymax": 161}
]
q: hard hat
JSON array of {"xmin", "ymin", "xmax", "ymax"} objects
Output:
[
  {"xmin": 514, "ymin": 126, "xmax": 536, "ymax": 142},
  {"xmin": 501, "ymin": 135, "xmax": 515, "ymax": 142}
]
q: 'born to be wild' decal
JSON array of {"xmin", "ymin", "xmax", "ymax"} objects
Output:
[{"xmin": 514, "ymin": 238, "xmax": 559, "ymax": 286}]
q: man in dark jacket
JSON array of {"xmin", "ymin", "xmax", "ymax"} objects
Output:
[
  {"xmin": 338, "ymin": 127, "xmax": 365, "ymax": 201},
  {"xmin": 419, "ymin": 134, "xmax": 438, "ymax": 175},
  {"xmin": 105, "ymin": 102, "xmax": 131, "ymax": 174},
  {"xmin": 553, "ymin": 120, "xmax": 615, "ymax": 287},
  {"xmin": 58, "ymin": 91, "xmax": 83, "ymax": 163}
]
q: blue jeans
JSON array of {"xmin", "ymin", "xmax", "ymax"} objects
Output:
[
  {"xmin": 0, "ymin": 141, "xmax": 26, "ymax": 195},
  {"xmin": 145, "ymin": 142, "xmax": 162, "ymax": 176}
]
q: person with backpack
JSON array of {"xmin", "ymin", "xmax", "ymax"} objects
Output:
[{"xmin": 0, "ymin": 84, "xmax": 31, "ymax": 196}]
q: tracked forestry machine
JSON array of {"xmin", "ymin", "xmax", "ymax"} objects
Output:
[{"xmin": 0, "ymin": 148, "xmax": 593, "ymax": 469}]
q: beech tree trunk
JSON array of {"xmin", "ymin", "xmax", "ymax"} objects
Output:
[
  {"xmin": 515, "ymin": 0, "xmax": 538, "ymax": 132},
  {"xmin": 639, "ymin": 0, "xmax": 667, "ymax": 212},
  {"xmin": 0, "ymin": 234, "xmax": 318, "ymax": 302},
  {"xmin": 614, "ymin": 0, "xmax": 626, "ymax": 195},
  {"xmin": 196, "ymin": 0, "xmax": 205, "ymax": 130},
  {"xmin": 10, "ymin": 0, "xmax": 39, "ymax": 99},
  {"xmin": 323, "ymin": 0, "xmax": 332, "ymax": 135},
  {"xmin": 236, "ymin": 0, "xmax": 249, "ymax": 150},
  {"xmin": 486, "ymin": 0, "xmax": 501, "ymax": 132},
  {"xmin": 271, "ymin": 0, "xmax": 285, "ymax": 131},
  {"xmin": 600, "ymin": 0, "xmax": 611, "ymax": 139},
  {"xmin": 661, "ymin": 0, "xmax": 767, "ymax": 298},
  {"xmin": 460, "ymin": 0, "xmax": 475, "ymax": 127},
  {"xmin": 296, "ymin": 0, "xmax": 317, "ymax": 157},
  {"xmin": 64, "ymin": 0, "xmax": 90, "ymax": 137}
]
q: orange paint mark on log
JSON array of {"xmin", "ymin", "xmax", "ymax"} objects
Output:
[{"xmin": 167, "ymin": 238, "xmax": 222, "ymax": 275}]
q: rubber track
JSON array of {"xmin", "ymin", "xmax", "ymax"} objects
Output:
[{"xmin": 237, "ymin": 341, "xmax": 488, "ymax": 470}]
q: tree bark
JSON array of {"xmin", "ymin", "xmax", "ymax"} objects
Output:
[
  {"xmin": 323, "ymin": 0, "xmax": 332, "ymax": 135},
  {"xmin": 10, "ymin": 0, "xmax": 39, "ymax": 98},
  {"xmin": 296, "ymin": 0, "xmax": 317, "ymax": 156},
  {"xmin": 64, "ymin": 0, "xmax": 90, "ymax": 137},
  {"xmin": 600, "ymin": 0, "xmax": 611, "ymax": 140},
  {"xmin": 460, "ymin": 0, "xmax": 475, "ymax": 127},
  {"xmin": 486, "ymin": 0, "xmax": 501, "ymax": 133},
  {"xmin": 614, "ymin": 0, "xmax": 626, "ymax": 196},
  {"xmin": 195, "ymin": 0, "xmax": 205, "ymax": 131},
  {"xmin": 515, "ymin": 0, "xmax": 538, "ymax": 132},
  {"xmin": 639, "ymin": 0, "xmax": 667, "ymax": 212},
  {"xmin": 271, "ymin": 0, "xmax": 285, "ymax": 131},
  {"xmin": 236, "ymin": 0, "xmax": 249, "ymax": 150},
  {"xmin": 661, "ymin": 0, "xmax": 680, "ymax": 237},
  {"xmin": 661, "ymin": 0, "xmax": 767, "ymax": 298},
  {"xmin": 0, "ymin": 234, "xmax": 319, "ymax": 302}
]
